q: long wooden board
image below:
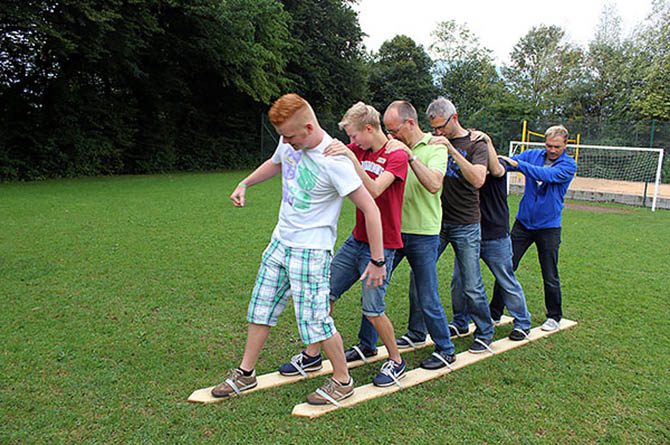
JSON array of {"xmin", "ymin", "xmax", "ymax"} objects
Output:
[
  {"xmin": 188, "ymin": 315, "xmax": 514, "ymax": 403},
  {"xmin": 291, "ymin": 318, "xmax": 577, "ymax": 418}
]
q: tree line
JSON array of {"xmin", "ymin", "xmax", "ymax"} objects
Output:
[{"xmin": 1, "ymin": 0, "xmax": 668, "ymax": 181}]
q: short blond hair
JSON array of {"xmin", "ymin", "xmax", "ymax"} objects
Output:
[
  {"xmin": 545, "ymin": 125, "xmax": 569, "ymax": 142},
  {"xmin": 338, "ymin": 101, "xmax": 381, "ymax": 130},
  {"xmin": 268, "ymin": 93, "xmax": 309, "ymax": 126}
]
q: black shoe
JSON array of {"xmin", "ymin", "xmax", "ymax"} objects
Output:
[
  {"xmin": 449, "ymin": 324, "xmax": 469, "ymax": 338},
  {"xmin": 469, "ymin": 338, "xmax": 493, "ymax": 354},
  {"xmin": 509, "ymin": 328, "xmax": 531, "ymax": 341},
  {"xmin": 344, "ymin": 344, "xmax": 378, "ymax": 362},
  {"xmin": 420, "ymin": 350, "xmax": 456, "ymax": 370},
  {"xmin": 490, "ymin": 309, "xmax": 502, "ymax": 325},
  {"xmin": 396, "ymin": 335, "xmax": 426, "ymax": 349}
]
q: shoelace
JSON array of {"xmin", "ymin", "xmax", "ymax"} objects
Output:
[
  {"xmin": 315, "ymin": 378, "xmax": 346, "ymax": 408},
  {"xmin": 289, "ymin": 353, "xmax": 310, "ymax": 378},
  {"xmin": 379, "ymin": 360, "xmax": 403, "ymax": 388},
  {"xmin": 225, "ymin": 369, "xmax": 244, "ymax": 395}
]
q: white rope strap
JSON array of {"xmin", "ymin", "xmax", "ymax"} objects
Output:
[
  {"xmin": 512, "ymin": 328, "xmax": 531, "ymax": 341},
  {"xmin": 399, "ymin": 335, "xmax": 418, "ymax": 349},
  {"xmin": 352, "ymin": 345, "xmax": 369, "ymax": 364},
  {"xmin": 449, "ymin": 324, "xmax": 463, "ymax": 338},
  {"xmin": 315, "ymin": 388, "xmax": 342, "ymax": 408},
  {"xmin": 224, "ymin": 378, "xmax": 241, "ymax": 396},
  {"xmin": 431, "ymin": 352, "xmax": 454, "ymax": 371},
  {"xmin": 290, "ymin": 354, "xmax": 310, "ymax": 379},
  {"xmin": 474, "ymin": 338, "xmax": 495, "ymax": 355}
]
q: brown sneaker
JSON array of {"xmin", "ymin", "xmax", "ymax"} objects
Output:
[
  {"xmin": 306, "ymin": 377, "xmax": 354, "ymax": 406},
  {"xmin": 211, "ymin": 368, "xmax": 257, "ymax": 398}
]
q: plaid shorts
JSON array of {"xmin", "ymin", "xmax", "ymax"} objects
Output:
[{"xmin": 247, "ymin": 238, "xmax": 337, "ymax": 344}]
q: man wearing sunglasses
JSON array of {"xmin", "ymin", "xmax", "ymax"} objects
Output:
[{"xmin": 497, "ymin": 125, "xmax": 576, "ymax": 332}]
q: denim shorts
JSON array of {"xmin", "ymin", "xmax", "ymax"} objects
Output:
[{"xmin": 329, "ymin": 234, "xmax": 395, "ymax": 317}]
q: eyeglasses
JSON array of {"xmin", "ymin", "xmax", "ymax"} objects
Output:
[
  {"xmin": 387, "ymin": 120, "xmax": 407, "ymax": 136},
  {"xmin": 431, "ymin": 114, "xmax": 453, "ymax": 134}
]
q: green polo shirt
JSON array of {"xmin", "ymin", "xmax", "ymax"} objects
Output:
[{"xmin": 401, "ymin": 133, "xmax": 447, "ymax": 235}]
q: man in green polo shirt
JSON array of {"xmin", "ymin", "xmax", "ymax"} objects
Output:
[{"xmin": 354, "ymin": 100, "xmax": 456, "ymax": 369}]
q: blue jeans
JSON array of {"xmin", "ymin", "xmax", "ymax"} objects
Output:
[
  {"xmin": 438, "ymin": 223, "xmax": 493, "ymax": 340},
  {"xmin": 491, "ymin": 221, "xmax": 562, "ymax": 321},
  {"xmin": 357, "ymin": 233, "xmax": 454, "ymax": 354},
  {"xmin": 329, "ymin": 234, "xmax": 395, "ymax": 317},
  {"xmin": 454, "ymin": 235, "xmax": 531, "ymax": 330}
]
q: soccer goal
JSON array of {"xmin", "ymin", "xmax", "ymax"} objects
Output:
[{"xmin": 507, "ymin": 141, "xmax": 666, "ymax": 211}]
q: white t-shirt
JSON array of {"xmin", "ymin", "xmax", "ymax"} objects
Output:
[{"xmin": 271, "ymin": 132, "xmax": 362, "ymax": 250}]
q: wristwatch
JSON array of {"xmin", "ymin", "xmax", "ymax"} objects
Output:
[
  {"xmin": 409, "ymin": 155, "xmax": 417, "ymax": 163},
  {"xmin": 370, "ymin": 258, "xmax": 386, "ymax": 267}
]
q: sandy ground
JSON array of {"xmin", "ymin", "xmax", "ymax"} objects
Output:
[{"xmin": 508, "ymin": 174, "xmax": 670, "ymax": 198}]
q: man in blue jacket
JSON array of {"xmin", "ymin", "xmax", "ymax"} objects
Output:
[{"xmin": 493, "ymin": 125, "xmax": 577, "ymax": 332}]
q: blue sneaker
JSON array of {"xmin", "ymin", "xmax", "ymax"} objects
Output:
[
  {"xmin": 278, "ymin": 351, "xmax": 323, "ymax": 377},
  {"xmin": 372, "ymin": 359, "xmax": 406, "ymax": 387}
]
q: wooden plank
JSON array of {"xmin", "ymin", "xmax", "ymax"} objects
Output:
[
  {"xmin": 187, "ymin": 315, "xmax": 514, "ymax": 403},
  {"xmin": 291, "ymin": 319, "xmax": 577, "ymax": 418}
]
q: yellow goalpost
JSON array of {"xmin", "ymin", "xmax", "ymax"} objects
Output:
[{"xmin": 521, "ymin": 120, "xmax": 581, "ymax": 162}]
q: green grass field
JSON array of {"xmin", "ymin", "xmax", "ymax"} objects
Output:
[{"xmin": 1, "ymin": 172, "xmax": 668, "ymax": 443}]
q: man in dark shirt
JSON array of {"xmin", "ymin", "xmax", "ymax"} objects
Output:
[
  {"xmin": 399, "ymin": 97, "xmax": 494, "ymax": 353},
  {"xmin": 452, "ymin": 131, "xmax": 532, "ymax": 341}
]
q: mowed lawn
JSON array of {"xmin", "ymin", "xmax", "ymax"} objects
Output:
[{"xmin": 1, "ymin": 172, "xmax": 668, "ymax": 443}]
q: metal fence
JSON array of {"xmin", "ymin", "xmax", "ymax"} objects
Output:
[{"xmin": 260, "ymin": 114, "xmax": 670, "ymax": 183}]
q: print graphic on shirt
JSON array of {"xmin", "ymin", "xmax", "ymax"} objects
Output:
[
  {"xmin": 283, "ymin": 149, "xmax": 301, "ymax": 180},
  {"xmin": 283, "ymin": 151, "xmax": 321, "ymax": 211},
  {"xmin": 445, "ymin": 147, "xmax": 467, "ymax": 178},
  {"xmin": 362, "ymin": 160, "xmax": 385, "ymax": 177},
  {"xmin": 297, "ymin": 155, "xmax": 319, "ymax": 191}
]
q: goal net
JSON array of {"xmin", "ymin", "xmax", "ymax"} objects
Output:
[{"xmin": 507, "ymin": 141, "xmax": 665, "ymax": 211}]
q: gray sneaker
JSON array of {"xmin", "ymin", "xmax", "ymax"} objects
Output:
[
  {"xmin": 541, "ymin": 318, "xmax": 560, "ymax": 332},
  {"xmin": 306, "ymin": 377, "xmax": 354, "ymax": 406},
  {"xmin": 211, "ymin": 368, "xmax": 257, "ymax": 398}
]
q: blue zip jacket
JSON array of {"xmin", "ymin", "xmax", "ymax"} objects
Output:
[{"xmin": 509, "ymin": 149, "xmax": 577, "ymax": 229}]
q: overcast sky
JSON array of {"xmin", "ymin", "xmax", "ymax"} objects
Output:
[{"xmin": 353, "ymin": 0, "xmax": 653, "ymax": 64}]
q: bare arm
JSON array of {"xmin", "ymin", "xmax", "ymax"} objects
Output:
[
  {"xmin": 230, "ymin": 159, "xmax": 282, "ymax": 207},
  {"xmin": 324, "ymin": 139, "xmax": 397, "ymax": 198},
  {"xmin": 347, "ymin": 186, "xmax": 386, "ymax": 289},
  {"xmin": 388, "ymin": 137, "xmax": 443, "ymax": 193},
  {"xmin": 410, "ymin": 157, "xmax": 445, "ymax": 194}
]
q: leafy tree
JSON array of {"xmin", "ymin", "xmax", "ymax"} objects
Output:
[
  {"xmin": 429, "ymin": 20, "xmax": 506, "ymax": 123},
  {"xmin": 577, "ymin": 3, "xmax": 635, "ymax": 121},
  {"xmin": 0, "ymin": 0, "xmax": 291, "ymax": 179},
  {"xmin": 429, "ymin": 20, "xmax": 491, "ymax": 62},
  {"xmin": 631, "ymin": 0, "xmax": 670, "ymax": 120},
  {"xmin": 279, "ymin": 0, "xmax": 368, "ymax": 116},
  {"xmin": 503, "ymin": 25, "xmax": 585, "ymax": 117},
  {"xmin": 367, "ymin": 35, "xmax": 437, "ymax": 118}
]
